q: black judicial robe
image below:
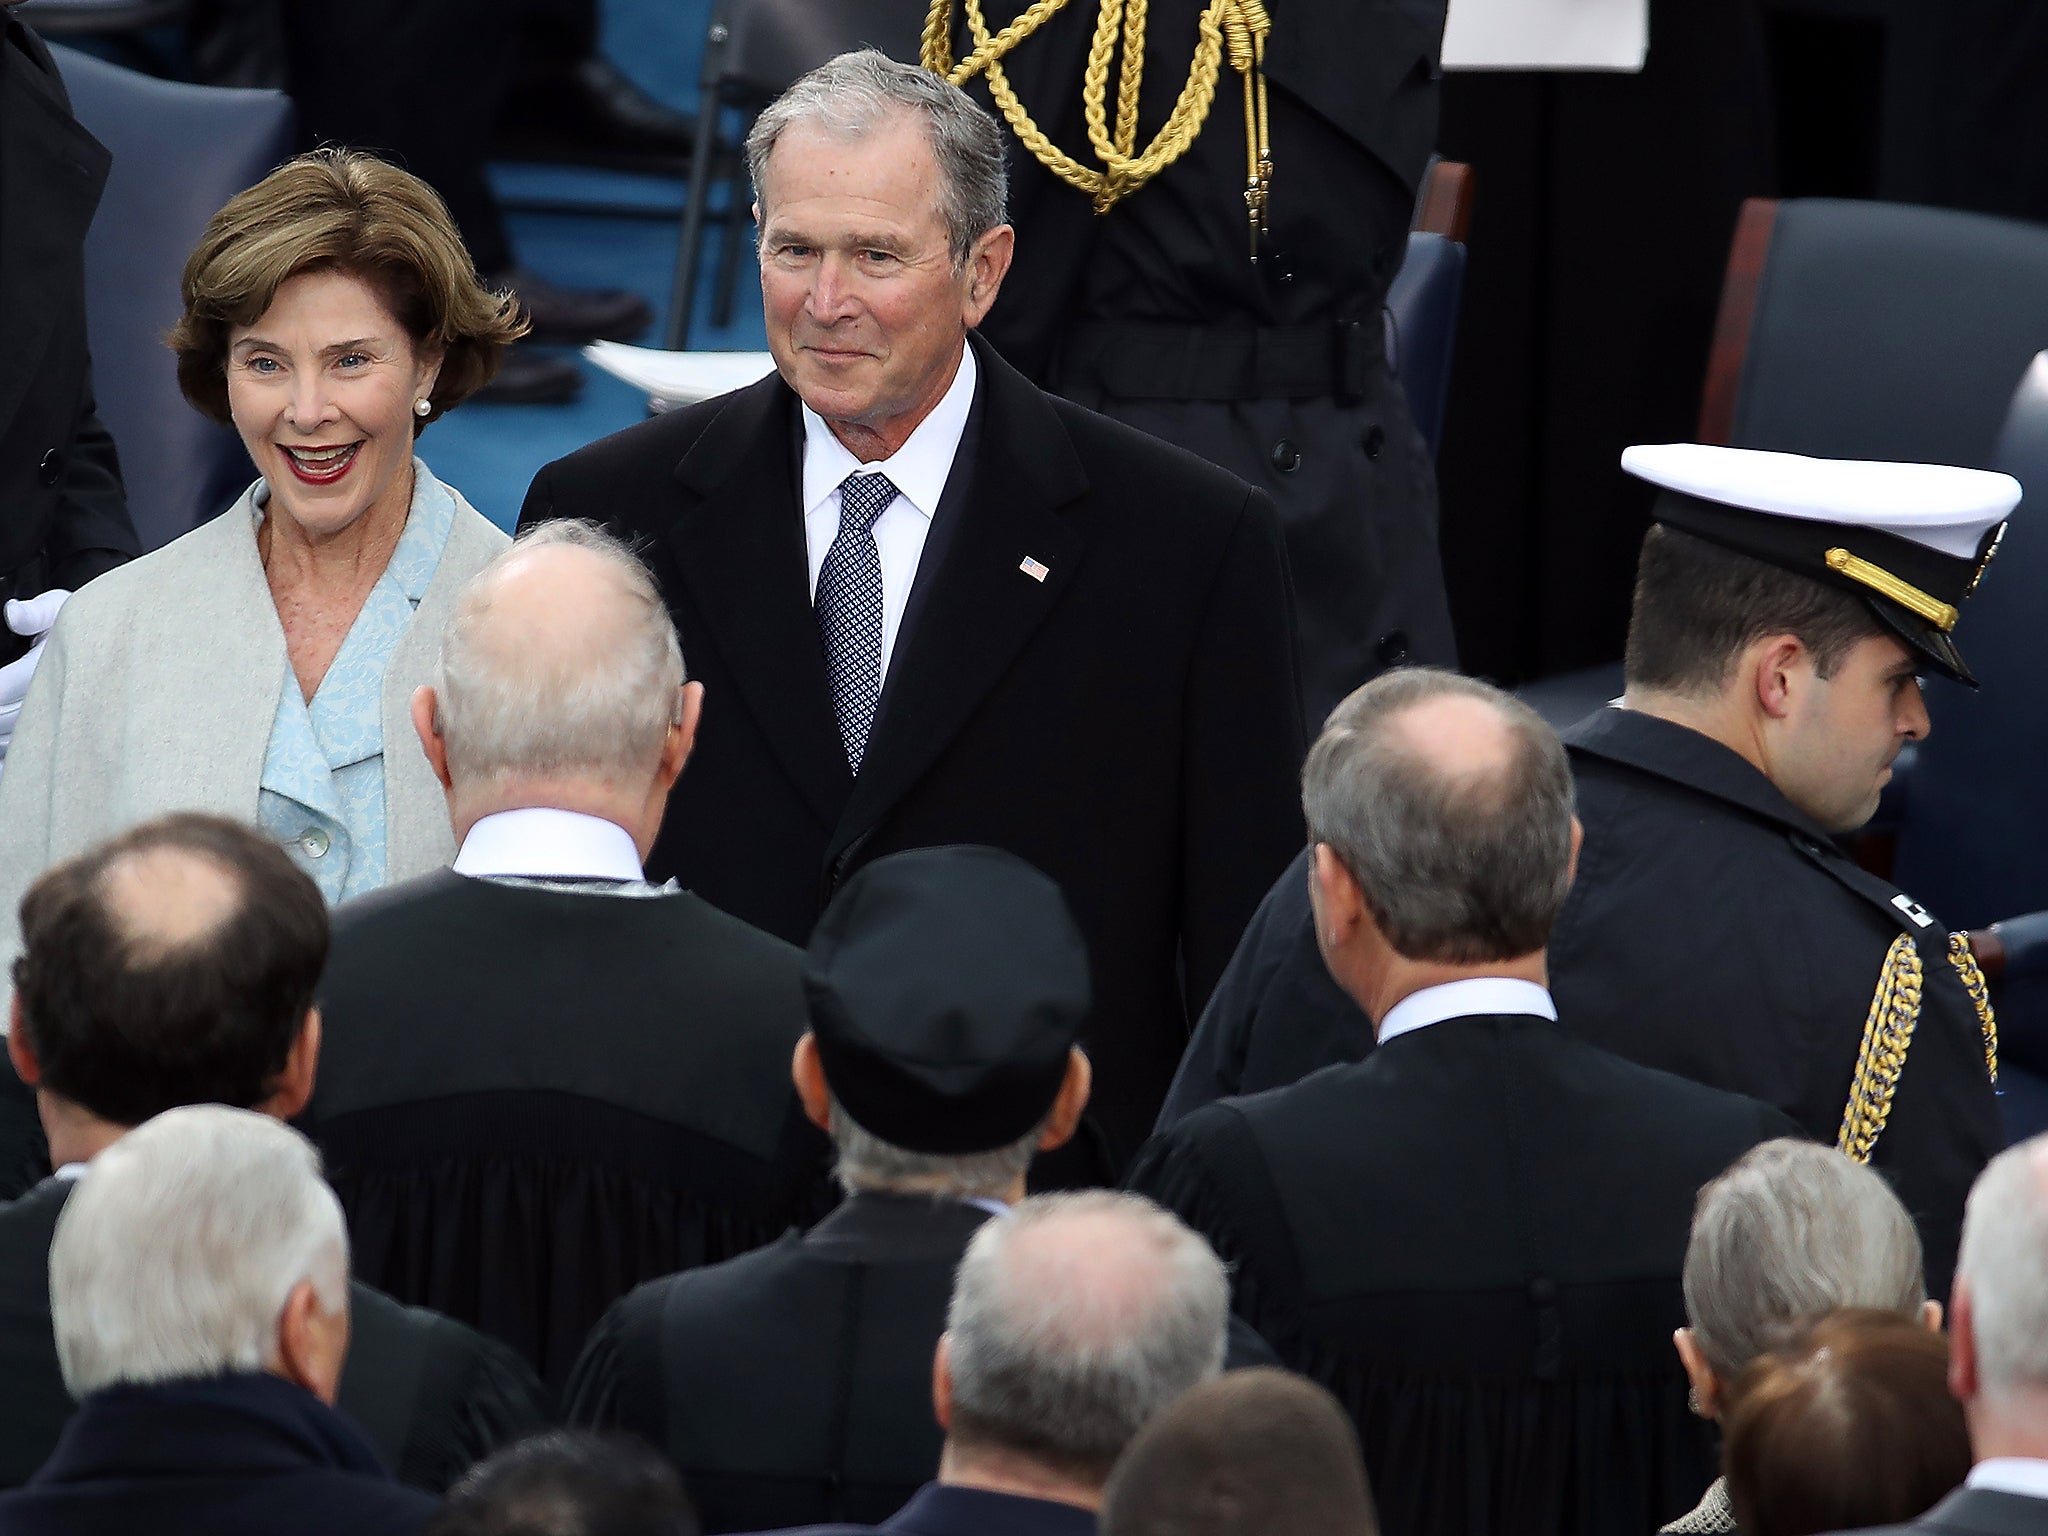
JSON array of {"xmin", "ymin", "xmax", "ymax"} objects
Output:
[
  {"xmin": 567, "ymin": 1192, "xmax": 1277, "ymax": 1533},
  {"xmin": 1161, "ymin": 707, "xmax": 2005, "ymax": 1296},
  {"xmin": 965, "ymin": 0, "xmax": 1456, "ymax": 724},
  {"xmin": 301, "ymin": 870, "xmax": 834, "ymax": 1393},
  {"xmin": 1128, "ymin": 1013, "xmax": 1798, "ymax": 1536},
  {"xmin": 0, "ymin": 1177, "xmax": 548, "ymax": 1492}
]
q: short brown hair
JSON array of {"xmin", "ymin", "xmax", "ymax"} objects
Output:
[
  {"xmin": 170, "ymin": 148, "xmax": 526, "ymax": 431},
  {"xmin": 1723, "ymin": 1309, "xmax": 1968, "ymax": 1536},
  {"xmin": 1624, "ymin": 524, "xmax": 1889, "ymax": 696}
]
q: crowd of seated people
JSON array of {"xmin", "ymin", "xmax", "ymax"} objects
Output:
[{"xmin": 0, "ymin": 33, "xmax": 2044, "ymax": 1536}]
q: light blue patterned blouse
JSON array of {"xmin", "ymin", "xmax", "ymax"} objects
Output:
[{"xmin": 255, "ymin": 461, "xmax": 455, "ymax": 904}]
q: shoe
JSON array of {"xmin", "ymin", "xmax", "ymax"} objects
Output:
[
  {"xmin": 488, "ymin": 266, "xmax": 654, "ymax": 346},
  {"xmin": 495, "ymin": 55, "xmax": 695, "ymax": 174},
  {"xmin": 472, "ymin": 346, "xmax": 584, "ymax": 405}
]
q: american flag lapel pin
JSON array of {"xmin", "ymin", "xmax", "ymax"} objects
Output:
[{"xmin": 1019, "ymin": 556, "xmax": 1050, "ymax": 582}]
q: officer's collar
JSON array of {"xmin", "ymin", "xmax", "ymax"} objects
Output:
[{"xmin": 1563, "ymin": 704, "xmax": 1842, "ymax": 846}]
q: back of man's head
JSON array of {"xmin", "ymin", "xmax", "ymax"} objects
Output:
[
  {"xmin": 50, "ymin": 1104, "xmax": 348, "ymax": 1399},
  {"xmin": 1954, "ymin": 1135, "xmax": 2048, "ymax": 1409},
  {"xmin": 1100, "ymin": 1369, "xmax": 1377, "ymax": 1536},
  {"xmin": 431, "ymin": 1430, "xmax": 700, "ymax": 1536},
  {"xmin": 943, "ymin": 1191, "xmax": 1230, "ymax": 1489},
  {"xmin": 434, "ymin": 520, "xmax": 685, "ymax": 793},
  {"xmin": 1684, "ymin": 1138, "xmax": 1927, "ymax": 1383},
  {"xmin": 1302, "ymin": 667, "xmax": 1575, "ymax": 963},
  {"xmin": 1624, "ymin": 524, "xmax": 1887, "ymax": 698},
  {"xmin": 10, "ymin": 813, "xmax": 327, "ymax": 1125}
]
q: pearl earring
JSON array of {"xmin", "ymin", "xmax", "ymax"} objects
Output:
[{"xmin": 413, "ymin": 397, "xmax": 432, "ymax": 418}]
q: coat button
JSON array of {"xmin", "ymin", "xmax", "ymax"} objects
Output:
[
  {"xmin": 1376, "ymin": 630, "xmax": 1410, "ymax": 665},
  {"xmin": 38, "ymin": 449, "xmax": 61, "ymax": 487},
  {"xmin": 299, "ymin": 827, "xmax": 331, "ymax": 859},
  {"xmin": 1270, "ymin": 439, "xmax": 1302, "ymax": 475},
  {"xmin": 1364, "ymin": 425, "xmax": 1386, "ymax": 460}
]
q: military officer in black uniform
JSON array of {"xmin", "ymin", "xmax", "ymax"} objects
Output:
[
  {"xmin": 929, "ymin": 0, "xmax": 1455, "ymax": 725},
  {"xmin": 1160, "ymin": 443, "xmax": 2018, "ymax": 1296}
]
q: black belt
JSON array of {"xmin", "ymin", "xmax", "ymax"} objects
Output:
[{"xmin": 1056, "ymin": 317, "xmax": 1384, "ymax": 404}]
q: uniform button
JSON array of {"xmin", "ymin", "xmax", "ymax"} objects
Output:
[
  {"xmin": 299, "ymin": 827, "xmax": 330, "ymax": 859},
  {"xmin": 1269, "ymin": 439, "xmax": 1302, "ymax": 475},
  {"xmin": 37, "ymin": 449, "xmax": 61, "ymax": 487},
  {"xmin": 1376, "ymin": 630, "xmax": 1410, "ymax": 666},
  {"xmin": 1364, "ymin": 425, "xmax": 1386, "ymax": 460}
]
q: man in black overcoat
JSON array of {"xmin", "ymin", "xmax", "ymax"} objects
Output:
[
  {"xmin": 1161, "ymin": 444, "xmax": 2017, "ymax": 1296},
  {"xmin": 516, "ymin": 51, "xmax": 1304, "ymax": 1175},
  {"xmin": 1, "ymin": 813, "xmax": 546, "ymax": 1493},
  {"xmin": 301, "ymin": 526, "xmax": 831, "ymax": 1393},
  {"xmin": 945, "ymin": 0, "xmax": 1456, "ymax": 724},
  {"xmin": 1128, "ymin": 667, "xmax": 1800, "ymax": 1536}
]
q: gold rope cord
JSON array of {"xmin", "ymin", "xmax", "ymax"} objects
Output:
[
  {"xmin": 923, "ymin": 0, "xmax": 1272, "ymax": 223},
  {"xmin": 1836, "ymin": 934, "xmax": 1923, "ymax": 1165},
  {"xmin": 1948, "ymin": 931, "xmax": 2000, "ymax": 1086}
]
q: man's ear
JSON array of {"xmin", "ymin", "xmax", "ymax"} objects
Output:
[
  {"xmin": 1752, "ymin": 635, "xmax": 1808, "ymax": 722},
  {"xmin": 659, "ymin": 682, "xmax": 706, "ymax": 791},
  {"xmin": 263, "ymin": 1008, "xmax": 321, "ymax": 1122},
  {"xmin": 273, "ymin": 1278, "xmax": 349, "ymax": 1405},
  {"xmin": 792, "ymin": 1032, "xmax": 831, "ymax": 1132},
  {"xmin": 1673, "ymin": 1326, "xmax": 1721, "ymax": 1419},
  {"xmin": 1566, "ymin": 815, "xmax": 1585, "ymax": 887},
  {"xmin": 1921, "ymin": 1298, "xmax": 1944, "ymax": 1333},
  {"xmin": 1950, "ymin": 1278, "xmax": 1979, "ymax": 1404},
  {"xmin": 410, "ymin": 686, "xmax": 453, "ymax": 790},
  {"xmin": 932, "ymin": 1331, "xmax": 955, "ymax": 1432},
  {"xmin": 961, "ymin": 225, "xmax": 1015, "ymax": 328},
  {"xmin": 1310, "ymin": 842, "xmax": 1366, "ymax": 949},
  {"xmin": 7, "ymin": 998, "xmax": 39, "ymax": 1088},
  {"xmin": 1037, "ymin": 1047, "xmax": 1092, "ymax": 1153}
]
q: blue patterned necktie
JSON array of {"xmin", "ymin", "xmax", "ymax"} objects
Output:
[{"xmin": 816, "ymin": 472, "xmax": 896, "ymax": 772}]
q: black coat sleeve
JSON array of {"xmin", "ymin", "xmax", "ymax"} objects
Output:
[{"xmin": 399, "ymin": 1317, "xmax": 553, "ymax": 1493}]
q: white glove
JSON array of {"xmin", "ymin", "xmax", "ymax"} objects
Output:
[{"xmin": 0, "ymin": 589, "xmax": 71, "ymax": 768}]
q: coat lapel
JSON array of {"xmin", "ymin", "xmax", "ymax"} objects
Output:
[
  {"xmin": 827, "ymin": 339, "xmax": 1090, "ymax": 867},
  {"xmin": 667, "ymin": 375, "xmax": 851, "ymax": 828}
]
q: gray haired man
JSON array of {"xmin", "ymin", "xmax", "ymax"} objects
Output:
[
  {"xmin": 1128, "ymin": 667, "xmax": 1800, "ymax": 1536},
  {"xmin": 299, "ymin": 521, "xmax": 831, "ymax": 1391}
]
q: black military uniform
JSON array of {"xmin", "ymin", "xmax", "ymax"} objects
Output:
[
  {"xmin": 0, "ymin": 1177, "xmax": 549, "ymax": 1493},
  {"xmin": 954, "ymin": 0, "xmax": 1455, "ymax": 724},
  {"xmin": 0, "ymin": 13, "xmax": 137, "ymax": 658},
  {"xmin": 1128, "ymin": 1010, "xmax": 1797, "ymax": 1536}
]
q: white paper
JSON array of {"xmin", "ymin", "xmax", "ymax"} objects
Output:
[
  {"xmin": 1441, "ymin": 0, "xmax": 1647, "ymax": 72},
  {"xmin": 582, "ymin": 341, "xmax": 777, "ymax": 405}
]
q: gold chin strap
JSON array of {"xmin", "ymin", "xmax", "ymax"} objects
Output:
[
  {"xmin": 1836, "ymin": 931, "xmax": 2000, "ymax": 1165},
  {"xmin": 923, "ymin": 0, "xmax": 1274, "ymax": 243}
]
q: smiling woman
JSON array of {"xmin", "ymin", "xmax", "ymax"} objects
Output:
[{"xmin": 0, "ymin": 151, "xmax": 526, "ymax": 980}]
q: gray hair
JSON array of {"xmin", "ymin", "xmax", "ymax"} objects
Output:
[
  {"xmin": 947, "ymin": 1191, "xmax": 1230, "ymax": 1481},
  {"xmin": 435, "ymin": 519, "xmax": 685, "ymax": 789},
  {"xmin": 746, "ymin": 48, "xmax": 1008, "ymax": 268},
  {"xmin": 51, "ymin": 1105, "xmax": 349, "ymax": 1398},
  {"xmin": 1302, "ymin": 667, "xmax": 1576, "ymax": 963},
  {"xmin": 1955, "ymin": 1134, "xmax": 2048, "ymax": 1398},
  {"xmin": 1684, "ymin": 1138, "xmax": 1926, "ymax": 1381},
  {"xmin": 827, "ymin": 1091, "xmax": 1043, "ymax": 1201}
]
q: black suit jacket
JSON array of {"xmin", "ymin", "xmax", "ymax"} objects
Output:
[
  {"xmin": 0, "ymin": 1371, "xmax": 437, "ymax": 1536},
  {"xmin": 302, "ymin": 869, "xmax": 833, "ymax": 1391},
  {"xmin": 1161, "ymin": 708, "xmax": 2004, "ymax": 1296},
  {"xmin": 740, "ymin": 1480, "xmax": 1098, "ymax": 1536},
  {"xmin": 0, "ymin": 1176, "xmax": 548, "ymax": 1493},
  {"xmin": 1128, "ymin": 1012, "xmax": 1800, "ymax": 1536},
  {"xmin": 0, "ymin": 15, "xmax": 136, "ymax": 624},
  {"xmin": 517, "ymin": 336, "xmax": 1306, "ymax": 1170},
  {"xmin": 1845, "ymin": 1487, "xmax": 2048, "ymax": 1536}
]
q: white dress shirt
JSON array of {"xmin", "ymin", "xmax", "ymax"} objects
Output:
[
  {"xmin": 800, "ymin": 343, "xmax": 977, "ymax": 684},
  {"xmin": 452, "ymin": 807, "xmax": 647, "ymax": 883},
  {"xmin": 1968, "ymin": 1459, "xmax": 2048, "ymax": 1500},
  {"xmin": 1376, "ymin": 977, "xmax": 1559, "ymax": 1046}
]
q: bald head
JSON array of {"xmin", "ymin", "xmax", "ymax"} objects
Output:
[
  {"xmin": 11, "ymin": 814, "xmax": 327, "ymax": 1128},
  {"xmin": 1302, "ymin": 667, "xmax": 1576, "ymax": 963},
  {"xmin": 432, "ymin": 521, "xmax": 686, "ymax": 794},
  {"xmin": 945, "ymin": 1191, "xmax": 1230, "ymax": 1485},
  {"xmin": 1102, "ymin": 1370, "xmax": 1377, "ymax": 1536}
]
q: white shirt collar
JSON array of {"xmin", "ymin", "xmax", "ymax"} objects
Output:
[
  {"xmin": 1376, "ymin": 977, "xmax": 1558, "ymax": 1046},
  {"xmin": 799, "ymin": 341, "xmax": 977, "ymax": 520},
  {"xmin": 1968, "ymin": 1460, "xmax": 2048, "ymax": 1500},
  {"xmin": 53, "ymin": 1163, "xmax": 89, "ymax": 1182},
  {"xmin": 452, "ymin": 808, "xmax": 645, "ymax": 882}
]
